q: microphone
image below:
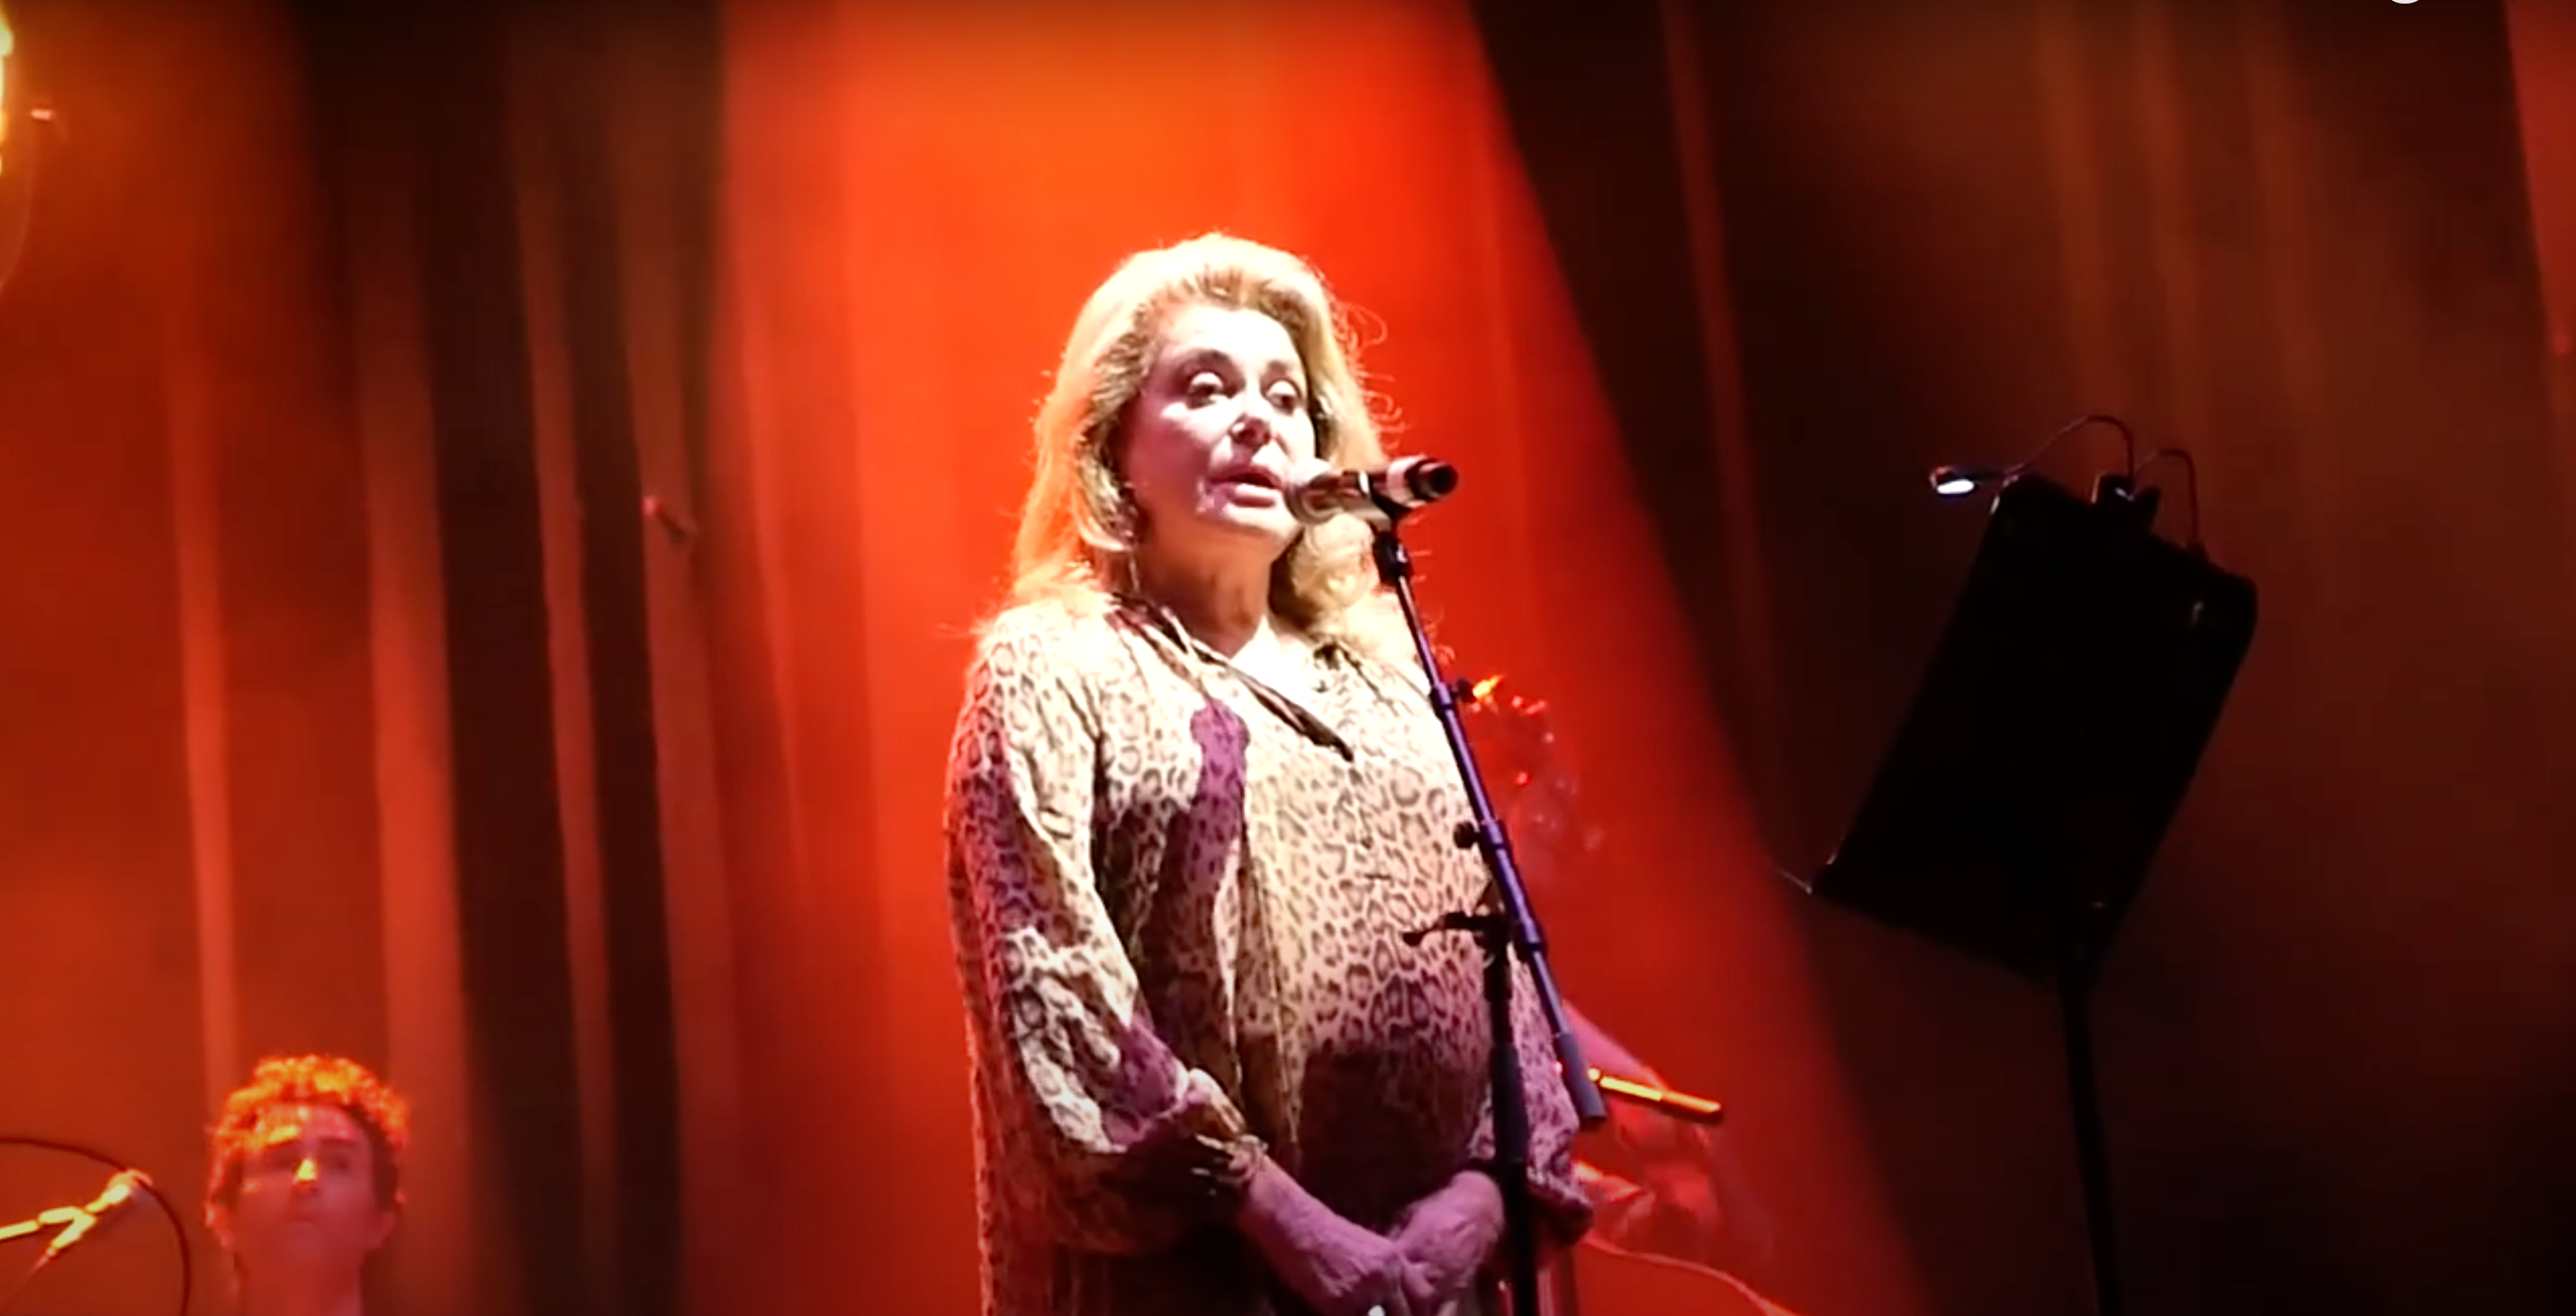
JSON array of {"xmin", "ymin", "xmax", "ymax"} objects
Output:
[
  {"xmin": 1287, "ymin": 456, "xmax": 1460, "ymax": 526},
  {"xmin": 41, "ymin": 1170, "xmax": 150, "ymax": 1262}
]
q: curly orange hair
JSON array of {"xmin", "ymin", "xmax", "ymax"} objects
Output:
[{"xmin": 204, "ymin": 1054, "xmax": 410, "ymax": 1215}]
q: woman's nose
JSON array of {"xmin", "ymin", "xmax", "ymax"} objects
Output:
[
  {"xmin": 293, "ymin": 1157, "xmax": 320, "ymax": 1190},
  {"xmin": 1230, "ymin": 408, "xmax": 1284, "ymax": 451}
]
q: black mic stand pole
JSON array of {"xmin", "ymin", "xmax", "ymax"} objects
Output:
[{"xmin": 1370, "ymin": 496, "xmax": 1608, "ymax": 1315}]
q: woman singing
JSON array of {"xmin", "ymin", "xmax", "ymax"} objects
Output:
[{"xmin": 942, "ymin": 234, "xmax": 1591, "ymax": 1316}]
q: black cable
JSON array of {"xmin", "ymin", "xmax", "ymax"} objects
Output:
[
  {"xmin": 0, "ymin": 1135, "xmax": 193, "ymax": 1316},
  {"xmin": 1928, "ymin": 413, "xmax": 2141, "ymax": 500},
  {"xmin": 2136, "ymin": 447, "xmax": 2203, "ymax": 550},
  {"xmin": 2028, "ymin": 412, "xmax": 2139, "ymax": 479}
]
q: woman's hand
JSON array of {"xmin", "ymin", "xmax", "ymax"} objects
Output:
[
  {"xmin": 1276, "ymin": 1207, "xmax": 1431, "ymax": 1316},
  {"xmin": 1391, "ymin": 1170, "xmax": 1505, "ymax": 1312},
  {"xmin": 1237, "ymin": 1158, "xmax": 1428, "ymax": 1316}
]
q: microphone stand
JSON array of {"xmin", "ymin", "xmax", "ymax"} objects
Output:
[
  {"xmin": 1370, "ymin": 500, "xmax": 1607, "ymax": 1315},
  {"xmin": 0, "ymin": 1140, "xmax": 188, "ymax": 1316},
  {"xmin": 0, "ymin": 1206, "xmax": 87, "ymax": 1248}
]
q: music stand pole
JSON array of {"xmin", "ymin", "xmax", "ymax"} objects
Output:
[{"xmin": 2058, "ymin": 933, "xmax": 2124, "ymax": 1316}]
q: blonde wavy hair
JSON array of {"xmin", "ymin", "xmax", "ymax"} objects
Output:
[{"xmin": 1007, "ymin": 232, "xmax": 1410, "ymax": 665}]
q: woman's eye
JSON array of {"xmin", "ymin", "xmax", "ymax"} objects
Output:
[
  {"xmin": 1268, "ymin": 384, "xmax": 1305, "ymax": 411},
  {"xmin": 1185, "ymin": 373, "xmax": 1227, "ymax": 401}
]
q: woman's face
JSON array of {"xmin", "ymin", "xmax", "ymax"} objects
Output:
[{"xmin": 1119, "ymin": 302, "xmax": 1317, "ymax": 570}]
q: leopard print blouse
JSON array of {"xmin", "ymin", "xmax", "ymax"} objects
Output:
[{"xmin": 943, "ymin": 597, "xmax": 1592, "ymax": 1316}]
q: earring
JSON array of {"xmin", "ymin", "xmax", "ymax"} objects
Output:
[
  {"xmin": 1111, "ymin": 481, "xmax": 1140, "ymax": 543},
  {"xmin": 1117, "ymin": 547, "xmax": 1144, "ymax": 600}
]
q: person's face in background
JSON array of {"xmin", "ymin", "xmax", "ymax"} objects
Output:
[
  {"xmin": 1509, "ymin": 762, "xmax": 1589, "ymax": 886},
  {"xmin": 1468, "ymin": 683, "xmax": 1603, "ymax": 893},
  {"xmin": 210, "ymin": 1104, "xmax": 397, "ymax": 1287}
]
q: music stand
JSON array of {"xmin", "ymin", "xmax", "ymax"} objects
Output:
[{"xmin": 1805, "ymin": 472, "xmax": 2256, "ymax": 1316}]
